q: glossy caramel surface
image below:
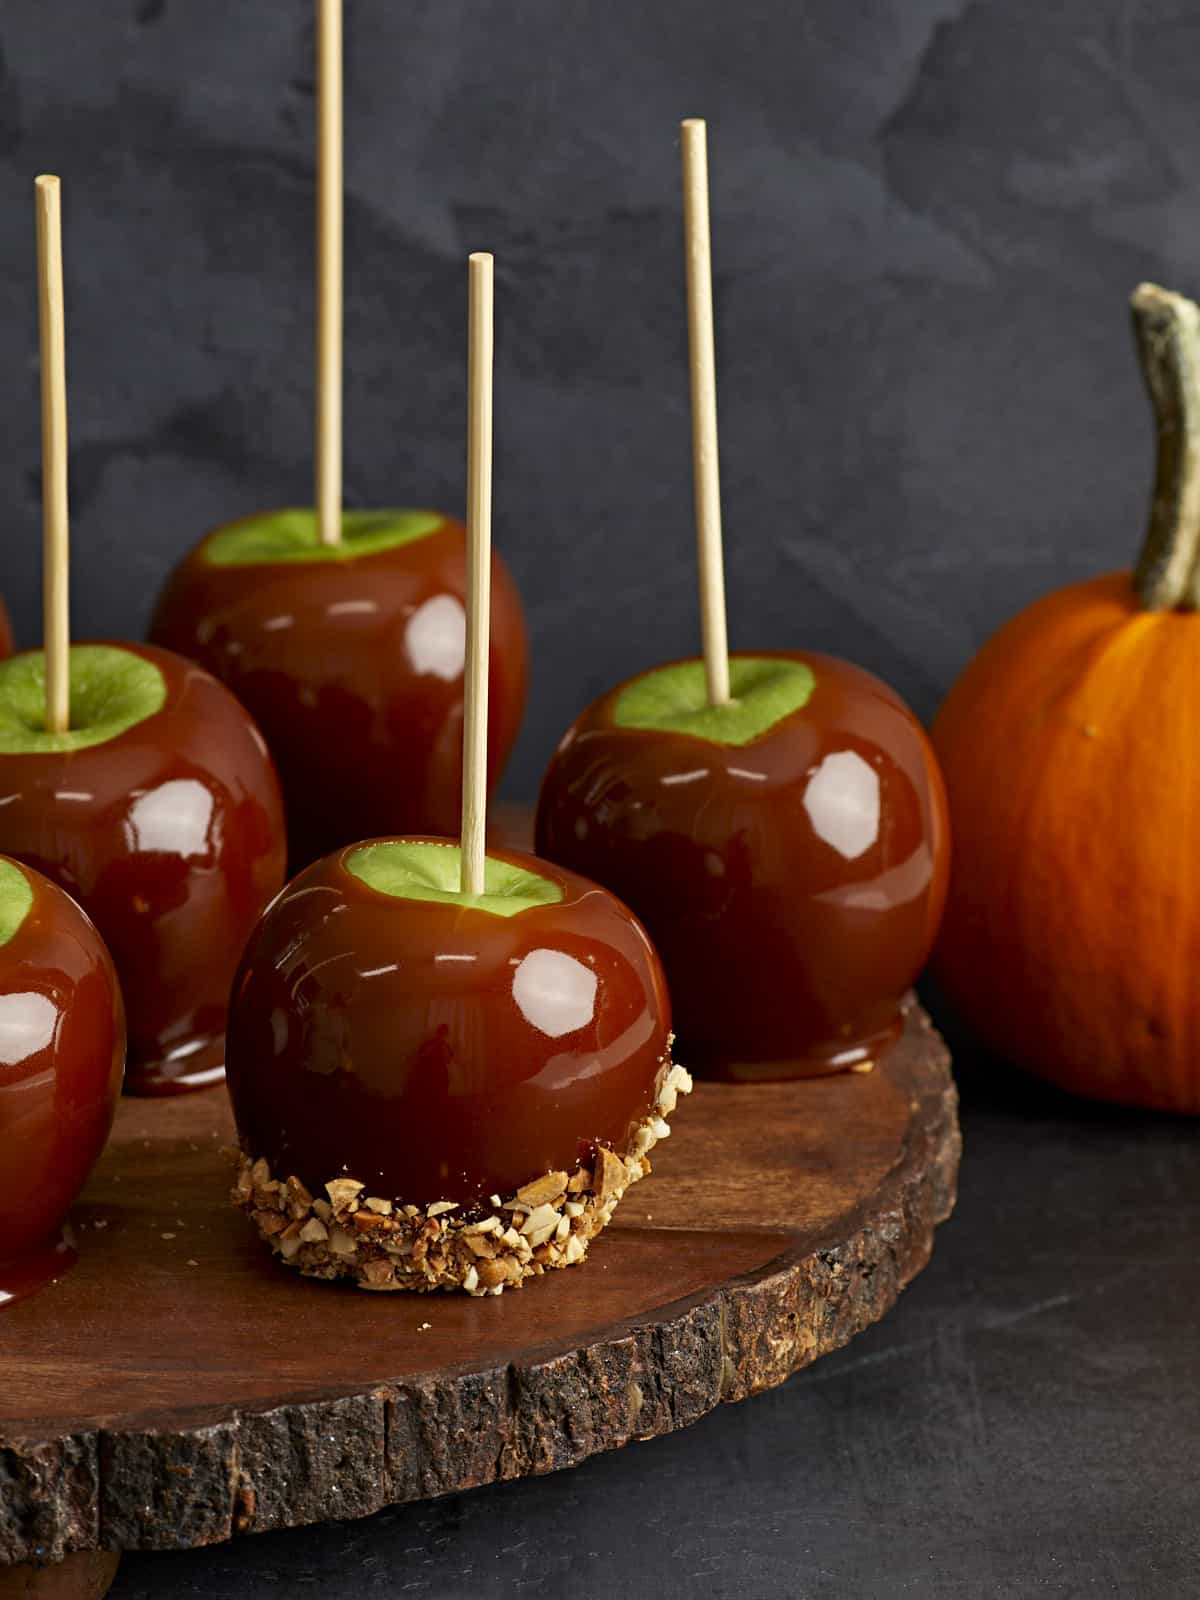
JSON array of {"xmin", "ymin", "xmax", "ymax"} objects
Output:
[
  {"xmin": 536, "ymin": 652, "xmax": 950, "ymax": 1078},
  {"xmin": 150, "ymin": 514, "xmax": 529, "ymax": 870},
  {"xmin": 0, "ymin": 859, "xmax": 123, "ymax": 1305},
  {"xmin": 226, "ymin": 841, "xmax": 671, "ymax": 1207},
  {"xmin": 0, "ymin": 644, "xmax": 286, "ymax": 1095}
]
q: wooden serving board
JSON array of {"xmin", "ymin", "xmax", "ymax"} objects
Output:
[{"xmin": 0, "ymin": 1002, "xmax": 958, "ymax": 1573}]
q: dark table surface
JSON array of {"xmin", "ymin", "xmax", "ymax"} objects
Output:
[{"xmin": 106, "ymin": 1011, "xmax": 1199, "ymax": 1599}]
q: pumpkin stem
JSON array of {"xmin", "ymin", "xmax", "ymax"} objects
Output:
[{"xmin": 1132, "ymin": 283, "xmax": 1200, "ymax": 610}]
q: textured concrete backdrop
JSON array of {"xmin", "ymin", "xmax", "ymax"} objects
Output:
[{"xmin": 0, "ymin": 0, "xmax": 1191, "ymax": 799}]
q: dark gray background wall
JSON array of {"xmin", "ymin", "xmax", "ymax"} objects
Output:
[{"xmin": 0, "ymin": 0, "xmax": 1185, "ymax": 798}]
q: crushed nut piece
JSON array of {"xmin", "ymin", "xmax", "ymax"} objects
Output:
[
  {"xmin": 326, "ymin": 1178, "xmax": 364, "ymax": 1211},
  {"xmin": 462, "ymin": 1215, "xmax": 501, "ymax": 1235},
  {"xmin": 515, "ymin": 1171, "xmax": 569, "ymax": 1207},
  {"xmin": 519, "ymin": 1203, "xmax": 559, "ymax": 1238},
  {"xmin": 593, "ymin": 1147, "xmax": 624, "ymax": 1201},
  {"xmin": 657, "ymin": 1063, "xmax": 693, "ymax": 1114}
]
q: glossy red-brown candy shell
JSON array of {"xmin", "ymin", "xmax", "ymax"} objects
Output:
[
  {"xmin": 536, "ymin": 651, "xmax": 950, "ymax": 1080},
  {"xmin": 150, "ymin": 514, "xmax": 529, "ymax": 870},
  {"xmin": 0, "ymin": 643, "xmax": 286, "ymax": 1095},
  {"xmin": 225, "ymin": 840, "xmax": 672, "ymax": 1210},
  {"xmin": 0, "ymin": 858, "xmax": 124, "ymax": 1306}
]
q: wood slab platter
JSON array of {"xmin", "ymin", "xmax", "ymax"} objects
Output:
[{"xmin": 0, "ymin": 1001, "xmax": 958, "ymax": 1575}]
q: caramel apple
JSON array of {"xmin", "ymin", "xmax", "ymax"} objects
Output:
[
  {"xmin": 0, "ymin": 854, "xmax": 124, "ymax": 1306},
  {"xmin": 228, "ymin": 255, "xmax": 690, "ymax": 1294},
  {"xmin": 227, "ymin": 838, "xmax": 688, "ymax": 1293},
  {"xmin": 149, "ymin": 509, "xmax": 528, "ymax": 868},
  {"xmin": 536, "ymin": 653, "xmax": 950, "ymax": 1079},
  {"xmin": 151, "ymin": 16, "xmax": 528, "ymax": 869},
  {"xmin": 0, "ymin": 642, "xmax": 286, "ymax": 1094},
  {"xmin": 7, "ymin": 180, "xmax": 286, "ymax": 1095},
  {"xmin": 532, "ymin": 124, "xmax": 949, "ymax": 1079},
  {"xmin": 0, "ymin": 596, "xmax": 13, "ymax": 659}
]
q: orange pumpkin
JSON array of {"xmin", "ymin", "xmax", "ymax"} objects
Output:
[{"xmin": 933, "ymin": 283, "xmax": 1200, "ymax": 1113}]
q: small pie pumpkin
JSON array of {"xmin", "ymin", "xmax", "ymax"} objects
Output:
[{"xmin": 933, "ymin": 284, "xmax": 1200, "ymax": 1112}]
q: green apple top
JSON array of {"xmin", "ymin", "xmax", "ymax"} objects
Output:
[
  {"xmin": 0, "ymin": 646, "xmax": 166, "ymax": 754},
  {"xmin": 203, "ymin": 509, "xmax": 446, "ymax": 566},
  {"xmin": 346, "ymin": 840, "xmax": 563, "ymax": 919},
  {"xmin": 612, "ymin": 657, "xmax": 815, "ymax": 746},
  {"xmin": 0, "ymin": 857, "xmax": 33, "ymax": 946}
]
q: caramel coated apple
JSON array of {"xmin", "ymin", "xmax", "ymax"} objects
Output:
[
  {"xmin": 536, "ymin": 652, "xmax": 950, "ymax": 1079},
  {"xmin": 0, "ymin": 855, "xmax": 124, "ymax": 1306},
  {"xmin": 0, "ymin": 643, "xmax": 286, "ymax": 1095},
  {"xmin": 150, "ymin": 509, "xmax": 529, "ymax": 869},
  {"xmin": 226, "ymin": 839, "xmax": 688, "ymax": 1293}
]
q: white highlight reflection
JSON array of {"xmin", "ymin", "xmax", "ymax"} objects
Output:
[
  {"xmin": 406, "ymin": 595, "xmax": 466, "ymax": 681},
  {"xmin": 127, "ymin": 780, "xmax": 215, "ymax": 857},
  {"xmin": 803, "ymin": 751, "xmax": 880, "ymax": 861},
  {"xmin": 512, "ymin": 948, "xmax": 597, "ymax": 1038},
  {"xmin": 0, "ymin": 992, "xmax": 57, "ymax": 1065}
]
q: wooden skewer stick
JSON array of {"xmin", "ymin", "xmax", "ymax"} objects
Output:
[
  {"xmin": 315, "ymin": 0, "xmax": 343, "ymax": 546},
  {"xmin": 460, "ymin": 252, "xmax": 494, "ymax": 897},
  {"xmin": 680, "ymin": 118, "xmax": 730, "ymax": 707},
  {"xmin": 35, "ymin": 175, "xmax": 70, "ymax": 735}
]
